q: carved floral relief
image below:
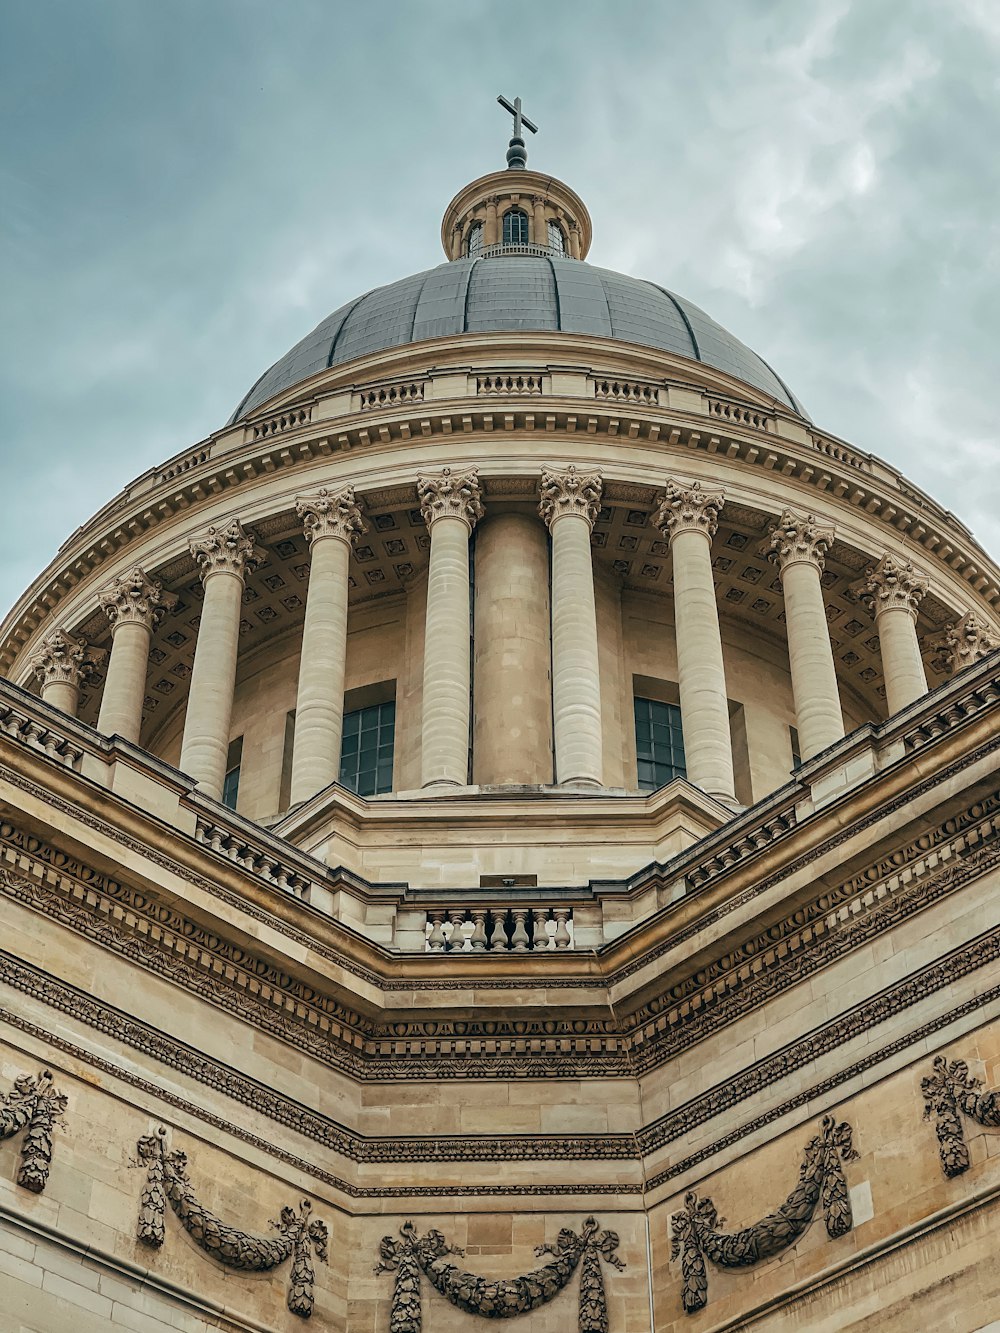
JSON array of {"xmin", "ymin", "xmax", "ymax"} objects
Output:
[
  {"xmin": 922, "ymin": 1053, "xmax": 1000, "ymax": 1177},
  {"xmin": 0, "ymin": 1067, "xmax": 67, "ymax": 1193}
]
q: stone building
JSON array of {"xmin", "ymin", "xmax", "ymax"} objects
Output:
[{"xmin": 2, "ymin": 110, "xmax": 1000, "ymax": 1331}]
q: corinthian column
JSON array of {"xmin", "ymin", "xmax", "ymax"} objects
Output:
[
  {"xmin": 653, "ymin": 480, "xmax": 735, "ymax": 803},
  {"xmin": 28, "ymin": 629, "xmax": 104, "ymax": 718},
  {"xmin": 290, "ymin": 486, "xmax": 366, "ymax": 805},
  {"xmin": 97, "ymin": 565, "xmax": 171, "ymax": 742},
  {"xmin": 179, "ymin": 519, "xmax": 264, "ymax": 798},
  {"xmin": 929, "ymin": 611, "xmax": 1000, "ymax": 679},
  {"xmin": 539, "ymin": 465, "xmax": 603, "ymax": 786},
  {"xmin": 417, "ymin": 467, "xmax": 483, "ymax": 787},
  {"xmin": 862, "ymin": 553, "xmax": 929, "ymax": 714},
  {"xmin": 765, "ymin": 511, "xmax": 844, "ymax": 761}
]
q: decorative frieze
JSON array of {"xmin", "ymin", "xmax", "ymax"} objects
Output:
[
  {"xmin": 97, "ymin": 564, "xmax": 172, "ymax": 630},
  {"xmin": 764, "ymin": 509, "xmax": 835, "ymax": 572},
  {"xmin": 295, "ymin": 486, "xmax": 367, "ymax": 546},
  {"xmin": 652, "ymin": 479, "xmax": 725, "ymax": 539},
  {"xmin": 0, "ymin": 1067, "xmax": 67, "ymax": 1193},
  {"xmin": 189, "ymin": 517, "xmax": 265, "ymax": 582},
  {"xmin": 670, "ymin": 1116, "xmax": 858, "ymax": 1314},
  {"xmin": 928, "ymin": 611, "xmax": 1000, "ymax": 677},
  {"xmin": 136, "ymin": 1128, "xmax": 329, "ymax": 1318},
  {"xmin": 538, "ymin": 465, "xmax": 603, "ymax": 529},
  {"xmin": 861, "ymin": 551, "xmax": 929, "ymax": 618},
  {"xmin": 921, "ymin": 1053, "xmax": 1000, "ymax": 1177},
  {"xmin": 27, "ymin": 629, "xmax": 104, "ymax": 691},
  {"xmin": 416, "ymin": 466, "xmax": 484, "ymax": 529}
]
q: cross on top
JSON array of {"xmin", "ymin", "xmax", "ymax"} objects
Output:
[{"xmin": 497, "ymin": 94, "xmax": 538, "ymax": 142}]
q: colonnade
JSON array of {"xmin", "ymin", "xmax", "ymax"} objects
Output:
[{"xmin": 28, "ymin": 468, "xmax": 974, "ymax": 809}]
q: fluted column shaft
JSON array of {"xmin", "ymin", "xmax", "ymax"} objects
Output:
[
  {"xmin": 290, "ymin": 488, "xmax": 366, "ymax": 805},
  {"xmin": 767, "ymin": 512, "xmax": 844, "ymax": 761},
  {"xmin": 418, "ymin": 468, "xmax": 483, "ymax": 787},
  {"xmin": 654, "ymin": 481, "xmax": 735, "ymax": 802},
  {"xmin": 541, "ymin": 466, "xmax": 603, "ymax": 787},
  {"xmin": 96, "ymin": 566, "xmax": 169, "ymax": 742},
  {"xmin": 532, "ymin": 195, "xmax": 547, "ymax": 246},
  {"xmin": 864, "ymin": 553, "xmax": 929, "ymax": 714},
  {"xmin": 484, "ymin": 197, "xmax": 499, "ymax": 247},
  {"xmin": 180, "ymin": 520, "xmax": 263, "ymax": 799}
]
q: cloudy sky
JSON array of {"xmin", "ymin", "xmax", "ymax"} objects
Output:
[{"xmin": 2, "ymin": 0, "xmax": 999, "ymax": 617}]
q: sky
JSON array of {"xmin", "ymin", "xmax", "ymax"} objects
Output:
[{"xmin": 2, "ymin": 0, "xmax": 999, "ymax": 618}]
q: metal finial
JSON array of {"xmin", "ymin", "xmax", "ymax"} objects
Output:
[{"xmin": 497, "ymin": 94, "xmax": 537, "ymax": 170}]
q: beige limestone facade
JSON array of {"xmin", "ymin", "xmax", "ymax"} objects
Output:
[{"xmin": 2, "ymin": 156, "xmax": 1000, "ymax": 1332}]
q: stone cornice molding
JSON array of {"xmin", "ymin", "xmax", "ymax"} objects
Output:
[
  {"xmin": 764, "ymin": 509, "xmax": 835, "ymax": 572},
  {"xmin": 927, "ymin": 611, "xmax": 1000, "ymax": 676},
  {"xmin": 27, "ymin": 629, "xmax": 105, "ymax": 689},
  {"xmin": 295, "ymin": 486, "xmax": 367, "ymax": 547},
  {"xmin": 189, "ymin": 518, "xmax": 265, "ymax": 584},
  {"xmin": 652, "ymin": 479, "xmax": 725, "ymax": 541},
  {"xmin": 415, "ymin": 467, "xmax": 484, "ymax": 530},
  {"xmin": 538, "ymin": 465, "xmax": 603, "ymax": 530},
  {"xmin": 97, "ymin": 565, "xmax": 174, "ymax": 632},
  {"xmin": 861, "ymin": 552, "xmax": 929, "ymax": 619}
]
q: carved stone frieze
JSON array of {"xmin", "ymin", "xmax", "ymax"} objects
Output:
[
  {"xmin": 670, "ymin": 1116, "xmax": 858, "ymax": 1313},
  {"xmin": 27, "ymin": 630, "xmax": 105, "ymax": 690},
  {"xmin": 375, "ymin": 1216, "xmax": 623, "ymax": 1330},
  {"xmin": 295, "ymin": 486, "xmax": 368, "ymax": 546},
  {"xmin": 763, "ymin": 509, "xmax": 835, "ymax": 572},
  {"xmin": 136, "ymin": 1128, "xmax": 329, "ymax": 1318},
  {"xmin": 189, "ymin": 518, "xmax": 265, "ymax": 583},
  {"xmin": 927, "ymin": 611, "xmax": 1000, "ymax": 676},
  {"xmin": 860, "ymin": 552, "xmax": 929, "ymax": 618},
  {"xmin": 0, "ymin": 1067, "xmax": 67, "ymax": 1193},
  {"xmin": 415, "ymin": 467, "xmax": 484, "ymax": 530},
  {"xmin": 921, "ymin": 1053, "xmax": 1000, "ymax": 1177},
  {"xmin": 538, "ymin": 465, "xmax": 603, "ymax": 529},
  {"xmin": 652, "ymin": 479, "xmax": 725, "ymax": 541},
  {"xmin": 97, "ymin": 564, "xmax": 174, "ymax": 631}
]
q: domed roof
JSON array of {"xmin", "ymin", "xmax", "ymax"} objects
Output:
[{"xmin": 231, "ymin": 256, "xmax": 807, "ymax": 422}]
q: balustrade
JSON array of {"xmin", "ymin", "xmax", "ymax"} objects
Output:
[{"xmin": 424, "ymin": 906, "xmax": 574, "ymax": 952}]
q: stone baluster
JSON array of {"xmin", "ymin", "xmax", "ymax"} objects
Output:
[
  {"xmin": 510, "ymin": 908, "xmax": 530, "ymax": 952},
  {"xmin": 928, "ymin": 611, "xmax": 1000, "ymax": 678},
  {"xmin": 862, "ymin": 553, "xmax": 929, "ymax": 714},
  {"xmin": 417, "ymin": 467, "xmax": 484, "ymax": 788},
  {"xmin": 179, "ymin": 519, "xmax": 264, "ymax": 799},
  {"xmin": 290, "ymin": 487, "xmax": 367, "ymax": 806},
  {"xmin": 448, "ymin": 909, "xmax": 468, "ymax": 951},
  {"xmin": 470, "ymin": 909, "xmax": 488, "ymax": 951},
  {"xmin": 765, "ymin": 511, "xmax": 844, "ymax": 761},
  {"xmin": 653, "ymin": 480, "xmax": 736, "ymax": 803},
  {"xmin": 553, "ymin": 908, "xmax": 572, "ymax": 950},
  {"xmin": 426, "ymin": 912, "xmax": 446, "ymax": 952},
  {"xmin": 539, "ymin": 466, "xmax": 604, "ymax": 787},
  {"xmin": 97, "ymin": 565, "xmax": 173, "ymax": 742},
  {"xmin": 28, "ymin": 629, "xmax": 104, "ymax": 719}
]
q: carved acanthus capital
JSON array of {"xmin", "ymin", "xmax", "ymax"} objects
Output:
[
  {"xmin": 296, "ymin": 486, "xmax": 368, "ymax": 546},
  {"xmin": 98, "ymin": 565, "xmax": 174, "ymax": 632},
  {"xmin": 416, "ymin": 467, "xmax": 484, "ymax": 530},
  {"xmin": 764, "ymin": 510, "xmax": 835, "ymax": 572},
  {"xmin": 861, "ymin": 552, "xmax": 928, "ymax": 619},
  {"xmin": 189, "ymin": 518, "xmax": 265, "ymax": 583},
  {"xmin": 927, "ymin": 611, "xmax": 1000, "ymax": 676},
  {"xmin": 28, "ymin": 629, "xmax": 105, "ymax": 689},
  {"xmin": 653, "ymin": 480, "xmax": 725, "ymax": 541},
  {"xmin": 538, "ymin": 465, "xmax": 603, "ymax": 530}
]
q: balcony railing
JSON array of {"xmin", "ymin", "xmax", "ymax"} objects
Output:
[{"xmin": 477, "ymin": 242, "xmax": 571, "ymax": 261}]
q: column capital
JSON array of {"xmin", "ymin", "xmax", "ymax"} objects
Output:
[
  {"xmin": 653, "ymin": 479, "xmax": 725, "ymax": 541},
  {"xmin": 538, "ymin": 465, "xmax": 603, "ymax": 530},
  {"xmin": 28, "ymin": 628, "xmax": 105, "ymax": 689},
  {"xmin": 927, "ymin": 611, "xmax": 1000, "ymax": 676},
  {"xmin": 189, "ymin": 518, "xmax": 265, "ymax": 583},
  {"xmin": 296, "ymin": 486, "xmax": 367, "ymax": 546},
  {"xmin": 764, "ymin": 510, "xmax": 835, "ymax": 572},
  {"xmin": 416, "ymin": 467, "xmax": 484, "ymax": 531},
  {"xmin": 861, "ymin": 552, "xmax": 928, "ymax": 619},
  {"xmin": 98, "ymin": 564, "xmax": 174, "ymax": 631}
]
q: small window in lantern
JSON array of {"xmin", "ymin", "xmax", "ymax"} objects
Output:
[
  {"xmin": 467, "ymin": 222, "xmax": 484, "ymax": 258},
  {"xmin": 502, "ymin": 208, "xmax": 529, "ymax": 246},
  {"xmin": 547, "ymin": 220, "xmax": 565, "ymax": 255}
]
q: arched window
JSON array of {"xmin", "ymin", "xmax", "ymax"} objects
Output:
[
  {"xmin": 547, "ymin": 220, "xmax": 565, "ymax": 255},
  {"xmin": 466, "ymin": 222, "xmax": 483, "ymax": 258},
  {"xmin": 502, "ymin": 208, "xmax": 529, "ymax": 246}
]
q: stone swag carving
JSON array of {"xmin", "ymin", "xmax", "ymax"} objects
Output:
[
  {"xmin": 921, "ymin": 1053, "xmax": 1000, "ymax": 1177},
  {"xmin": 375, "ymin": 1215, "xmax": 624, "ymax": 1331},
  {"xmin": 670, "ymin": 1115, "xmax": 858, "ymax": 1314},
  {"xmin": 136, "ymin": 1128, "xmax": 329, "ymax": 1319},
  {"xmin": 0, "ymin": 1067, "xmax": 67, "ymax": 1193}
]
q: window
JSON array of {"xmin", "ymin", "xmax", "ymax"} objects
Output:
[
  {"xmin": 502, "ymin": 208, "xmax": 529, "ymax": 246},
  {"xmin": 222, "ymin": 736, "xmax": 243, "ymax": 810},
  {"xmin": 466, "ymin": 221, "xmax": 483, "ymax": 257},
  {"xmin": 547, "ymin": 220, "xmax": 565, "ymax": 254},
  {"xmin": 339, "ymin": 700, "xmax": 395, "ymax": 797},
  {"xmin": 789, "ymin": 725, "xmax": 802, "ymax": 771},
  {"xmin": 634, "ymin": 697, "xmax": 686, "ymax": 791}
]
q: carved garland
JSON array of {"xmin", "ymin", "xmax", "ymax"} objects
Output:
[
  {"xmin": 921, "ymin": 1053, "xmax": 1000, "ymax": 1177},
  {"xmin": 375, "ymin": 1216, "xmax": 624, "ymax": 1330},
  {"xmin": 0, "ymin": 1067, "xmax": 67, "ymax": 1193},
  {"xmin": 670, "ymin": 1116, "xmax": 858, "ymax": 1314},
  {"xmin": 136, "ymin": 1128, "xmax": 329, "ymax": 1319}
]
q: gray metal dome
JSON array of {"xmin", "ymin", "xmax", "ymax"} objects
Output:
[{"xmin": 231, "ymin": 256, "xmax": 807, "ymax": 421}]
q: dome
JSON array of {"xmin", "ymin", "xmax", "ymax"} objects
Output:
[{"xmin": 230, "ymin": 255, "xmax": 808, "ymax": 422}]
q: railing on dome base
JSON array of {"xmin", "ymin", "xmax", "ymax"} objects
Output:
[{"xmin": 477, "ymin": 242, "xmax": 571, "ymax": 261}]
